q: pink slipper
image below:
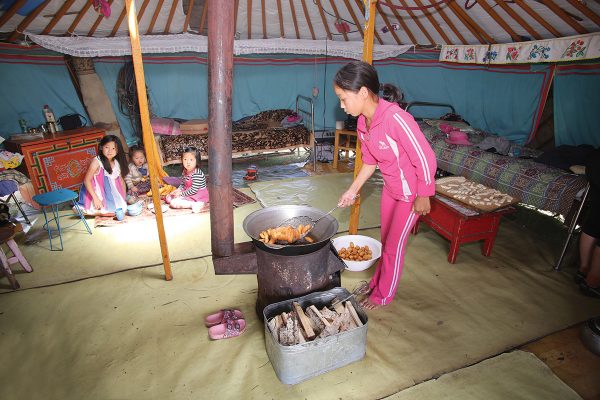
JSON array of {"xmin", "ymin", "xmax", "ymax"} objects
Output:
[
  {"xmin": 208, "ymin": 319, "xmax": 246, "ymax": 340},
  {"xmin": 204, "ymin": 309, "xmax": 244, "ymax": 327}
]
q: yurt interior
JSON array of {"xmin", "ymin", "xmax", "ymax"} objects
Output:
[{"xmin": 1, "ymin": 1, "xmax": 600, "ymax": 398}]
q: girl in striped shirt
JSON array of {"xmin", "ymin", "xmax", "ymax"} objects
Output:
[{"xmin": 166, "ymin": 147, "xmax": 209, "ymax": 213}]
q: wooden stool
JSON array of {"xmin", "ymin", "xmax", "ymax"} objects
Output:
[
  {"xmin": 0, "ymin": 223, "xmax": 32, "ymax": 290},
  {"xmin": 412, "ymin": 195, "xmax": 515, "ymax": 263},
  {"xmin": 333, "ymin": 129, "xmax": 357, "ymax": 169}
]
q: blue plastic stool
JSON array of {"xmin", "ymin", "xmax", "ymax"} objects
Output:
[{"xmin": 32, "ymin": 189, "xmax": 92, "ymax": 251}]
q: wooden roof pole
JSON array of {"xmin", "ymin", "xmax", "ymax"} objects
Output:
[
  {"xmin": 289, "ymin": 0, "xmax": 301, "ymax": 39},
  {"xmin": 492, "ymin": 0, "xmax": 541, "ymax": 40},
  {"xmin": 375, "ymin": 2, "xmax": 402, "ymax": 44},
  {"xmin": 431, "ymin": 1, "xmax": 467, "ymax": 44},
  {"xmin": 354, "ymin": 0, "xmax": 383, "ymax": 44},
  {"xmin": 342, "ymin": 0, "xmax": 365, "ymax": 39},
  {"xmin": 261, "ymin": 0, "xmax": 267, "ymax": 38},
  {"xmin": 124, "ymin": 0, "xmax": 172, "ymax": 281},
  {"xmin": 412, "ymin": 0, "xmax": 453, "ymax": 44},
  {"xmin": 183, "ymin": 0, "xmax": 195, "ymax": 32},
  {"xmin": 42, "ymin": 0, "xmax": 76, "ymax": 35},
  {"xmin": 512, "ymin": 0, "xmax": 562, "ymax": 37},
  {"xmin": 565, "ymin": 0, "xmax": 600, "ymax": 27},
  {"xmin": 0, "ymin": 0, "xmax": 26, "ymax": 30},
  {"xmin": 8, "ymin": 0, "xmax": 50, "ymax": 42},
  {"xmin": 329, "ymin": 0, "xmax": 349, "ymax": 41},
  {"xmin": 300, "ymin": 0, "xmax": 317, "ymax": 39},
  {"xmin": 276, "ymin": 0, "xmax": 285, "ymax": 37},
  {"xmin": 349, "ymin": 0, "xmax": 377, "ymax": 235},
  {"xmin": 476, "ymin": 0, "xmax": 521, "ymax": 42},
  {"xmin": 384, "ymin": 0, "xmax": 418, "ymax": 44}
]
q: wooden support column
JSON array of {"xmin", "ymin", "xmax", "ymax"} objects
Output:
[
  {"xmin": 348, "ymin": 0, "xmax": 377, "ymax": 235},
  {"xmin": 208, "ymin": 0, "xmax": 235, "ymax": 258},
  {"xmin": 125, "ymin": 0, "xmax": 172, "ymax": 280}
]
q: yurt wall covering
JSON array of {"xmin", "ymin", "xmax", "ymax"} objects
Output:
[
  {"xmin": 96, "ymin": 50, "xmax": 553, "ymax": 145},
  {"xmin": 0, "ymin": 44, "xmax": 89, "ymax": 137},
  {"xmin": 553, "ymin": 62, "xmax": 600, "ymax": 147}
]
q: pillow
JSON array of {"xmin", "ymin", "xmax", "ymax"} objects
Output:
[
  {"xmin": 151, "ymin": 118, "xmax": 181, "ymax": 136},
  {"xmin": 423, "ymin": 119, "xmax": 475, "ymax": 132}
]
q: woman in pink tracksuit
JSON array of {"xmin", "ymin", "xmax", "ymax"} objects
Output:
[{"xmin": 334, "ymin": 61, "xmax": 437, "ymax": 310}]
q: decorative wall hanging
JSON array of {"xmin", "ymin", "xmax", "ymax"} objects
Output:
[{"xmin": 440, "ymin": 33, "xmax": 600, "ymax": 65}]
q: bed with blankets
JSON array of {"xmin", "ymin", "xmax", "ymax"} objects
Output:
[
  {"xmin": 156, "ymin": 109, "xmax": 311, "ymax": 165},
  {"xmin": 419, "ymin": 119, "xmax": 587, "ymax": 217}
]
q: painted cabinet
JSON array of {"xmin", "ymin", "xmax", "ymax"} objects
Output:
[{"xmin": 4, "ymin": 127, "xmax": 105, "ymax": 195}]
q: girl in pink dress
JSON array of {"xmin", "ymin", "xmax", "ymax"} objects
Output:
[
  {"xmin": 165, "ymin": 147, "xmax": 209, "ymax": 212},
  {"xmin": 78, "ymin": 135, "xmax": 128, "ymax": 216},
  {"xmin": 334, "ymin": 61, "xmax": 437, "ymax": 310}
]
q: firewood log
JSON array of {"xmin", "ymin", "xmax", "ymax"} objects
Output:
[{"xmin": 292, "ymin": 302, "xmax": 316, "ymax": 339}]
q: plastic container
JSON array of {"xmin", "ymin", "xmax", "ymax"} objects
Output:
[
  {"xmin": 43, "ymin": 105, "xmax": 56, "ymax": 123},
  {"xmin": 263, "ymin": 287, "xmax": 368, "ymax": 385}
]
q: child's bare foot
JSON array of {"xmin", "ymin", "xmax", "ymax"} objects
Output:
[{"xmin": 359, "ymin": 297, "xmax": 383, "ymax": 310}]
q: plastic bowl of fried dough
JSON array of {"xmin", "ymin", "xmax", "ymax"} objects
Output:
[{"xmin": 332, "ymin": 235, "xmax": 382, "ymax": 272}]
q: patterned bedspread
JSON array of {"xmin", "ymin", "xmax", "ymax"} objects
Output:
[
  {"xmin": 158, "ymin": 109, "xmax": 310, "ymax": 164},
  {"xmin": 421, "ymin": 124, "xmax": 587, "ymax": 216}
]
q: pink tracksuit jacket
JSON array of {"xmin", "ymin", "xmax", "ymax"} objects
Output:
[{"xmin": 357, "ymin": 98, "xmax": 437, "ymax": 305}]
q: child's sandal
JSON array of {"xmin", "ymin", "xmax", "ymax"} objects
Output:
[
  {"xmin": 204, "ymin": 309, "xmax": 244, "ymax": 327},
  {"xmin": 208, "ymin": 319, "xmax": 246, "ymax": 340}
]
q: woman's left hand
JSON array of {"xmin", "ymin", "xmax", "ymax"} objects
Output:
[{"xmin": 413, "ymin": 196, "xmax": 431, "ymax": 216}]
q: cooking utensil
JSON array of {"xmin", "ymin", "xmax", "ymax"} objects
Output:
[
  {"xmin": 243, "ymin": 205, "xmax": 339, "ymax": 255},
  {"xmin": 330, "ymin": 280, "xmax": 370, "ymax": 308},
  {"xmin": 278, "ymin": 195, "xmax": 359, "ymax": 242}
]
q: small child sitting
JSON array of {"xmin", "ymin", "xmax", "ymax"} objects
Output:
[
  {"xmin": 165, "ymin": 147, "xmax": 209, "ymax": 213},
  {"xmin": 125, "ymin": 145, "xmax": 150, "ymax": 196}
]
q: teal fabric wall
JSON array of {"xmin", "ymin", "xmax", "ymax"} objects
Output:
[
  {"xmin": 95, "ymin": 51, "xmax": 553, "ymax": 146},
  {"xmin": 0, "ymin": 44, "xmax": 89, "ymax": 138},
  {"xmin": 554, "ymin": 62, "xmax": 600, "ymax": 147}
]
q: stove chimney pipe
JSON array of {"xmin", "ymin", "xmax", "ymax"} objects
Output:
[{"xmin": 208, "ymin": 1, "xmax": 235, "ymax": 258}]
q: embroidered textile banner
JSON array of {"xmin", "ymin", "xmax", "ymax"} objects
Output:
[{"xmin": 440, "ymin": 33, "xmax": 600, "ymax": 65}]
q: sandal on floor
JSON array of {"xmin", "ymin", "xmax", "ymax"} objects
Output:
[
  {"xmin": 204, "ymin": 309, "xmax": 244, "ymax": 327},
  {"xmin": 208, "ymin": 319, "xmax": 246, "ymax": 340}
]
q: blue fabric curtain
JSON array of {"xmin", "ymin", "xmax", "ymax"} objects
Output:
[
  {"xmin": 375, "ymin": 58, "xmax": 553, "ymax": 144},
  {"xmin": 554, "ymin": 62, "xmax": 600, "ymax": 147},
  {"xmin": 0, "ymin": 44, "xmax": 89, "ymax": 139},
  {"xmin": 95, "ymin": 51, "xmax": 552, "ymax": 146}
]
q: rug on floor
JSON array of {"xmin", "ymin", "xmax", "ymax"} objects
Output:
[{"xmin": 94, "ymin": 188, "xmax": 256, "ymax": 227}]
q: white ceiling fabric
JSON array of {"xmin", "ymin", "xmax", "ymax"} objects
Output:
[{"xmin": 26, "ymin": 33, "xmax": 414, "ymax": 59}]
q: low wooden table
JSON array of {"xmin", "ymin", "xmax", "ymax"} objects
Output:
[{"xmin": 412, "ymin": 194, "xmax": 515, "ymax": 263}]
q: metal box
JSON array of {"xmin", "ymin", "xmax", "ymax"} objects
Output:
[{"xmin": 263, "ymin": 287, "xmax": 368, "ymax": 385}]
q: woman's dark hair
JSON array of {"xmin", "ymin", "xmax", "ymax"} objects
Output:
[
  {"xmin": 128, "ymin": 144, "xmax": 146, "ymax": 159},
  {"xmin": 98, "ymin": 135, "xmax": 128, "ymax": 178},
  {"xmin": 334, "ymin": 60, "xmax": 404, "ymax": 104},
  {"xmin": 181, "ymin": 146, "xmax": 201, "ymax": 163}
]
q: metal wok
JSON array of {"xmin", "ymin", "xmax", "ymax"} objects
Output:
[{"xmin": 243, "ymin": 205, "xmax": 339, "ymax": 256}]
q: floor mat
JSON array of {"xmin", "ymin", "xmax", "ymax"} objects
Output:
[
  {"xmin": 386, "ymin": 351, "xmax": 582, "ymax": 400},
  {"xmin": 94, "ymin": 188, "xmax": 255, "ymax": 227}
]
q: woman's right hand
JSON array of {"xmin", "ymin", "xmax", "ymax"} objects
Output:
[{"xmin": 338, "ymin": 189, "xmax": 358, "ymax": 208}]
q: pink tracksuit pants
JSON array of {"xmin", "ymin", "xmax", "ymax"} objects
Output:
[{"xmin": 369, "ymin": 187, "xmax": 419, "ymax": 305}]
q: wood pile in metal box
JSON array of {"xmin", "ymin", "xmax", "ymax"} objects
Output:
[{"xmin": 267, "ymin": 300, "xmax": 363, "ymax": 346}]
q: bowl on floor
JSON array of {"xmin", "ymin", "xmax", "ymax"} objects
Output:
[
  {"xmin": 332, "ymin": 235, "xmax": 382, "ymax": 272},
  {"xmin": 127, "ymin": 201, "xmax": 144, "ymax": 216}
]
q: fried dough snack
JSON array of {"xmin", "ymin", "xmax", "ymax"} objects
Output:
[
  {"xmin": 259, "ymin": 224, "xmax": 312, "ymax": 244},
  {"xmin": 338, "ymin": 242, "xmax": 372, "ymax": 261}
]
